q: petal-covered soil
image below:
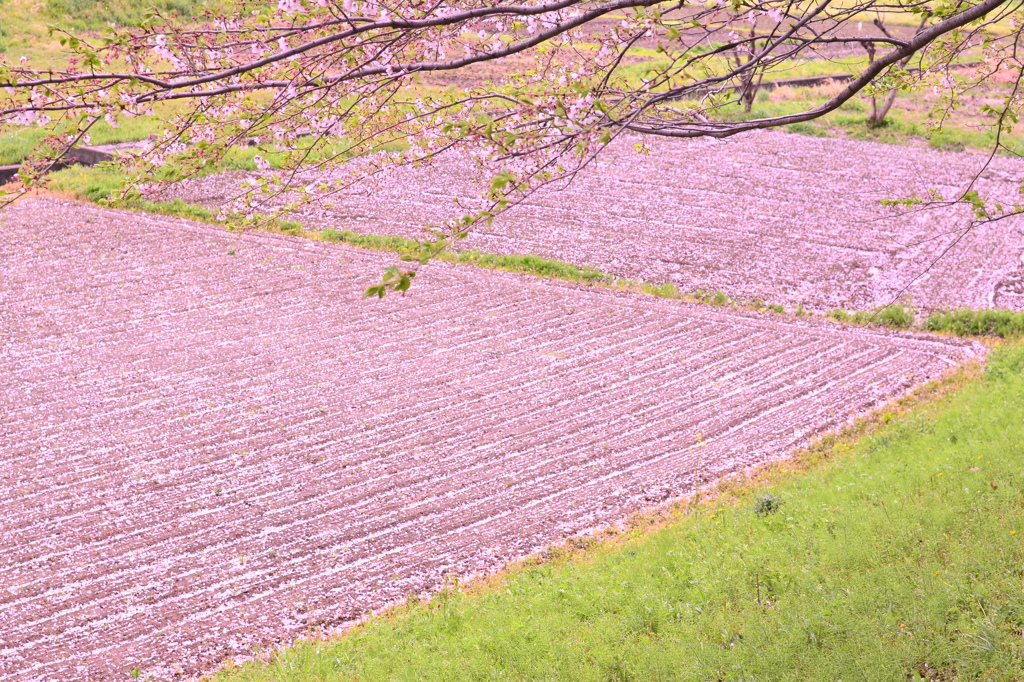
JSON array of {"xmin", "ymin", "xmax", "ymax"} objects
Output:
[
  {"xmin": 167, "ymin": 131, "xmax": 1024, "ymax": 312},
  {"xmin": 1, "ymin": 198, "xmax": 978, "ymax": 680}
]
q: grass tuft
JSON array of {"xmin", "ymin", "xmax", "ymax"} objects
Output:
[
  {"xmin": 873, "ymin": 303, "xmax": 915, "ymax": 329},
  {"xmin": 751, "ymin": 492, "xmax": 783, "ymax": 517}
]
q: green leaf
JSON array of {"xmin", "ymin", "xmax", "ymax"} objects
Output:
[{"xmin": 490, "ymin": 170, "xmax": 515, "ymax": 192}]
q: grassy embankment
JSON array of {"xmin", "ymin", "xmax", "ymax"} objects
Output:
[{"xmin": 212, "ymin": 342, "xmax": 1024, "ymax": 681}]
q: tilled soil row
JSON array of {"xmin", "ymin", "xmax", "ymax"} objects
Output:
[
  {"xmin": 166, "ymin": 131, "xmax": 1024, "ymax": 312},
  {"xmin": 1, "ymin": 198, "xmax": 978, "ymax": 680}
]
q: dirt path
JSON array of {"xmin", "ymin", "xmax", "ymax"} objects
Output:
[
  {"xmin": 1, "ymin": 198, "xmax": 978, "ymax": 680},
  {"xmin": 168, "ymin": 130, "xmax": 1024, "ymax": 312}
]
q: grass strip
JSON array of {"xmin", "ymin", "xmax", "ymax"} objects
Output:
[
  {"xmin": 31, "ymin": 167, "xmax": 1024, "ymax": 339},
  {"xmin": 828, "ymin": 304, "xmax": 917, "ymax": 330},
  {"xmin": 214, "ymin": 343, "xmax": 1024, "ymax": 682},
  {"xmin": 926, "ymin": 309, "xmax": 1024, "ymax": 339},
  {"xmin": 318, "ymin": 228, "xmax": 611, "ymax": 286}
]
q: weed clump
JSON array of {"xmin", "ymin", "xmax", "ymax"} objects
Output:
[
  {"xmin": 319, "ymin": 228, "xmax": 418, "ymax": 254},
  {"xmin": 828, "ymin": 304, "xmax": 915, "ymax": 329},
  {"xmin": 873, "ymin": 303, "xmax": 915, "ymax": 329},
  {"xmin": 694, "ymin": 289, "xmax": 730, "ymax": 306},
  {"xmin": 828, "ymin": 309, "xmax": 851, "ymax": 323},
  {"xmin": 752, "ymin": 492, "xmax": 783, "ymax": 517},
  {"xmin": 648, "ymin": 282, "xmax": 680, "ymax": 298},
  {"xmin": 925, "ymin": 308, "xmax": 1024, "ymax": 338}
]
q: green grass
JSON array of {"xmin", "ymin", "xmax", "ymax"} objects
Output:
[
  {"xmin": 216, "ymin": 343, "xmax": 1024, "ymax": 681},
  {"xmin": 43, "ymin": 0, "xmax": 212, "ymax": 30},
  {"xmin": 927, "ymin": 309, "xmax": 1024, "ymax": 339},
  {"xmin": 830, "ymin": 304, "xmax": 916, "ymax": 330},
  {"xmin": 616, "ymin": 55, "xmax": 873, "ymax": 91},
  {"xmin": 319, "ymin": 229, "xmax": 614, "ymax": 285},
  {"xmin": 45, "ymin": 164, "xmax": 132, "ymax": 202},
  {"xmin": 2, "ymin": 0, "xmax": 1011, "ymax": 163},
  {"xmin": 1, "ymin": 0, "xmax": 1016, "ymax": 161},
  {"xmin": 319, "ymin": 230, "xmax": 782, "ymax": 306},
  {"xmin": 41, "ymin": 164, "xmax": 220, "ymax": 222},
  {"xmin": 33, "ymin": 168, "xmax": 1022, "ymax": 342},
  {"xmin": 0, "ymin": 115, "xmax": 351, "ymax": 167},
  {"xmin": 693, "ymin": 289, "xmax": 732, "ymax": 306},
  {"xmin": 32, "ymin": 170, "xmax": 1020, "ymax": 341},
  {"xmin": 34, "ymin": 177, "xmax": 622, "ymax": 289},
  {"xmin": 0, "ymin": 111, "xmax": 172, "ymax": 166},
  {"xmin": 725, "ymin": 93, "xmax": 1024, "ymax": 156}
]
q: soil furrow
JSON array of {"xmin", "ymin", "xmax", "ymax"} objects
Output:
[{"xmin": 0, "ymin": 197, "xmax": 978, "ymax": 680}]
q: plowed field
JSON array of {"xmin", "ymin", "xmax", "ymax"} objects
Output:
[
  {"xmin": 1, "ymin": 198, "xmax": 978, "ymax": 680},
  {"xmin": 168, "ymin": 131, "xmax": 1024, "ymax": 312}
]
